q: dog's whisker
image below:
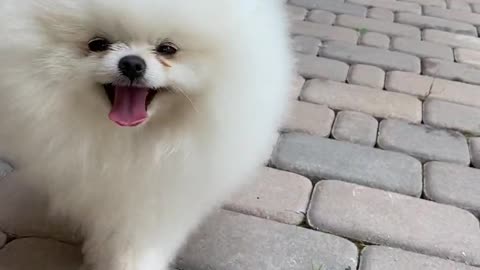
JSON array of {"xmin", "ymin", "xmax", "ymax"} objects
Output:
[{"xmin": 172, "ymin": 86, "xmax": 199, "ymax": 113}]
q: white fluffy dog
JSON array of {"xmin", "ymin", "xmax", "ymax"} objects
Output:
[{"xmin": 0, "ymin": 0, "xmax": 292, "ymax": 269}]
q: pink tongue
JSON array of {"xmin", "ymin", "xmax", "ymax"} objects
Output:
[{"xmin": 108, "ymin": 86, "xmax": 149, "ymax": 127}]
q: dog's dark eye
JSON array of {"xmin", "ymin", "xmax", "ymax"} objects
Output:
[
  {"xmin": 88, "ymin": 38, "xmax": 111, "ymax": 52},
  {"xmin": 156, "ymin": 43, "xmax": 178, "ymax": 56}
]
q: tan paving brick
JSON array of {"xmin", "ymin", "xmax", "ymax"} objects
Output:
[
  {"xmin": 429, "ymin": 79, "xmax": 480, "ymax": 108},
  {"xmin": 280, "ymin": 100, "xmax": 335, "ymax": 136},
  {"xmin": 301, "ymin": 79, "xmax": 422, "ymax": 122},
  {"xmin": 306, "ymin": 10, "xmax": 336, "ymax": 25},
  {"xmin": 296, "ymin": 53, "xmax": 350, "ymax": 81},
  {"xmin": 347, "ymin": 0, "xmax": 422, "ymax": 14},
  {"xmin": 321, "ymin": 41, "xmax": 421, "ymax": 73},
  {"xmin": 423, "ymin": 58, "xmax": 480, "ymax": 84},
  {"xmin": 359, "ymin": 32, "xmax": 390, "ymax": 48},
  {"xmin": 385, "ymin": 71, "xmax": 433, "ymax": 98},
  {"xmin": 336, "ymin": 14, "xmax": 422, "ymax": 39},
  {"xmin": 224, "ymin": 167, "xmax": 313, "ymax": 225},
  {"xmin": 423, "ymin": 29, "xmax": 480, "ymax": 50},
  {"xmin": 391, "ymin": 37, "xmax": 454, "ymax": 60},
  {"xmin": 308, "ymin": 180, "xmax": 480, "ymax": 265},
  {"xmin": 424, "ymin": 98, "xmax": 480, "ymax": 135},
  {"xmin": 396, "ymin": 13, "xmax": 477, "ymax": 36},
  {"xmin": 347, "ymin": 64, "xmax": 386, "ymax": 88},
  {"xmin": 367, "ymin": 7, "xmax": 394, "ymax": 21},
  {"xmin": 290, "ymin": 21, "xmax": 359, "ymax": 43}
]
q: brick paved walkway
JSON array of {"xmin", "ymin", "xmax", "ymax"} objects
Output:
[{"xmin": 2, "ymin": 0, "xmax": 480, "ymax": 269}]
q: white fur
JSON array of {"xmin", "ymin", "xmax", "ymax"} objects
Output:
[{"xmin": 0, "ymin": 1, "xmax": 292, "ymax": 269}]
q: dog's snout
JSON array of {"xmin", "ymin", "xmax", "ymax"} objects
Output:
[{"xmin": 118, "ymin": 55, "xmax": 146, "ymax": 81}]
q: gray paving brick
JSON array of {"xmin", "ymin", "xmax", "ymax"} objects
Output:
[
  {"xmin": 424, "ymin": 98, "xmax": 480, "ymax": 135},
  {"xmin": 280, "ymin": 100, "xmax": 335, "ymax": 136},
  {"xmin": 335, "ymin": 14, "xmax": 421, "ymax": 39},
  {"xmin": 321, "ymin": 41, "xmax": 421, "ymax": 73},
  {"xmin": 359, "ymin": 32, "xmax": 390, "ymax": 48},
  {"xmin": 292, "ymin": 35, "xmax": 322, "ymax": 55},
  {"xmin": 347, "ymin": 64, "xmax": 385, "ymax": 88},
  {"xmin": 396, "ymin": 13, "xmax": 477, "ymax": 36},
  {"xmin": 454, "ymin": 47, "xmax": 480, "ymax": 67},
  {"xmin": 447, "ymin": 0, "xmax": 472, "ymax": 11},
  {"xmin": 424, "ymin": 6, "xmax": 480, "ymax": 25},
  {"xmin": 473, "ymin": 3, "xmax": 480, "ymax": 12},
  {"xmin": 176, "ymin": 210, "xmax": 359, "ymax": 270},
  {"xmin": 287, "ymin": 5, "xmax": 308, "ymax": 21},
  {"xmin": 291, "ymin": 21, "xmax": 359, "ymax": 43},
  {"xmin": 360, "ymin": 246, "xmax": 480, "ymax": 270},
  {"xmin": 307, "ymin": 180, "xmax": 480, "ymax": 265},
  {"xmin": 271, "ymin": 133, "xmax": 422, "ymax": 196},
  {"xmin": 290, "ymin": 75, "xmax": 305, "ymax": 100},
  {"xmin": 391, "ymin": 37, "xmax": 454, "ymax": 60},
  {"xmin": 347, "ymin": 0, "xmax": 422, "ymax": 14},
  {"xmin": 301, "ymin": 79, "xmax": 423, "ymax": 123},
  {"xmin": 0, "ymin": 238, "xmax": 82, "ymax": 270},
  {"xmin": 385, "ymin": 71, "xmax": 433, "ymax": 99},
  {"xmin": 367, "ymin": 7, "xmax": 394, "ymax": 21},
  {"xmin": 403, "ymin": 0, "xmax": 447, "ymax": 7},
  {"xmin": 471, "ymin": 138, "xmax": 480, "ymax": 168},
  {"xmin": 295, "ymin": 54, "xmax": 349, "ymax": 81},
  {"xmin": 306, "ymin": 10, "xmax": 336, "ymax": 25},
  {"xmin": 290, "ymin": 0, "xmax": 368, "ymax": 16},
  {"xmin": 332, "ymin": 111, "xmax": 379, "ymax": 146},
  {"xmin": 224, "ymin": 167, "xmax": 312, "ymax": 225},
  {"xmin": 429, "ymin": 79, "xmax": 480, "ymax": 108},
  {"xmin": 422, "ymin": 58, "xmax": 480, "ymax": 85},
  {"xmin": 424, "ymin": 161, "xmax": 480, "ymax": 216},
  {"xmin": 423, "ymin": 29, "xmax": 480, "ymax": 50},
  {"xmin": 0, "ymin": 160, "xmax": 13, "ymax": 179},
  {"xmin": 378, "ymin": 119, "xmax": 470, "ymax": 165}
]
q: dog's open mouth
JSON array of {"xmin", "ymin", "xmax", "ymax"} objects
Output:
[{"xmin": 104, "ymin": 84, "xmax": 157, "ymax": 127}]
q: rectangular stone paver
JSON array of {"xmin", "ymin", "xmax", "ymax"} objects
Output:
[
  {"xmin": 422, "ymin": 58, "xmax": 480, "ymax": 85},
  {"xmin": 290, "ymin": 75, "xmax": 305, "ymax": 100},
  {"xmin": 295, "ymin": 54, "xmax": 349, "ymax": 81},
  {"xmin": 347, "ymin": 0, "xmax": 422, "ymax": 14},
  {"xmin": 423, "ymin": 29, "xmax": 480, "ymax": 50},
  {"xmin": 347, "ymin": 64, "xmax": 385, "ymax": 89},
  {"xmin": 454, "ymin": 47, "xmax": 480, "ymax": 67},
  {"xmin": 448, "ymin": 0, "xmax": 472, "ymax": 11},
  {"xmin": 367, "ymin": 7, "xmax": 394, "ymax": 21},
  {"xmin": 306, "ymin": 10, "xmax": 336, "ymax": 25},
  {"xmin": 424, "ymin": 6, "xmax": 480, "ymax": 26},
  {"xmin": 424, "ymin": 98, "xmax": 480, "ymax": 135},
  {"xmin": 321, "ymin": 41, "xmax": 421, "ymax": 73},
  {"xmin": 360, "ymin": 246, "xmax": 480, "ymax": 270},
  {"xmin": 335, "ymin": 14, "xmax": 421, "ymax": 38},
  {"xmin": 290, "ymin": 21, "xmax": 359, "ymax": 43},
  {"xmin": 280, "ymin": 100, "xmax": 335, "ymax": 136},
  {"xmin": 271, "ymin": 133, "xmax": 422, "ymax": 196},
  {"xmin": 378, "ymin": 119, "xmax": 470, "ymax": 165},
  {"xmin": 224, "ymin": 167, "xmax": 312, "ymax": 225},
  {"xmin": 176, "ymin": 210, "xmax": 359, "ymax": 270},
  {"xmin": 402, "ymin": 0, "xmax": 447, "ymax": 8},
  {"xmin": 292, "ymin": 35, "xmax": 322, "ymax": 55},
  {"xmin": 290, "ymin": 0, "xmax": 368, "ymax": 16},
  {"xmin": 385, "ymin": 71, "xmax": 433, "ymax": 99},
  {"xmin": 359, "ymin": 32, "xmax": 390, "ymax": 48},
  {"xmin": 424, "ymin": 161, "xmax": 480, "ymax": 216},
  {"xmin": 307, "ymin": 180, "xmax": 480, "ymax": 265},
  {"xmin": 391, "ymin": 37, "xmax": 454, "ymax": 60},
  {"xmin": 429, "ymin": 79, "xmax": 480, "ymax": 108},
  {"xmin": 396, "ymin": 13, "xmax": 477, "ymax": 36},
  {"xmin": 287, "ymin": 5, "xmax": 308, "ymax": 21},
  {"xmin": 332, "ymin": 111, "xmax": 379, "ymax": 147},
  {"xmin": 301, "ymin": 79, "xmax": 423, "ymax": 123}
]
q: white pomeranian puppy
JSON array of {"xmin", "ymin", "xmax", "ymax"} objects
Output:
[{"xmin": 0, "ymin": 0, "xmax": 292, "ymax": 269}]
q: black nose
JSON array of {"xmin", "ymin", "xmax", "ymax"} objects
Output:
[{"xmin": 118, "ymin": 55, "xmax": 146, "ymax": 81}]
